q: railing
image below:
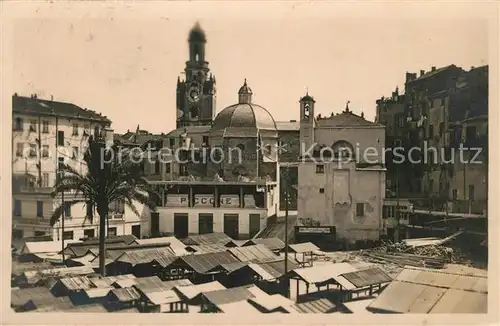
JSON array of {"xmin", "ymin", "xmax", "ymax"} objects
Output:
[{"xmin": 19, "ymin": 186, "xmax": 54, "ymax": 194}]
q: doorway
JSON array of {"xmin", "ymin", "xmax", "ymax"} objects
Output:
[
  {"xmin": 174, "ymin": 213, "xmax": 189, "ymax": 239},
  {"xmin": 223, "ymin": 214, "xmax": 239, "ymax": 239},
  {"xmin": 131, "ymin": 225, "xmax": 141, "ymax": 239},
  {"xmin": 151, "ymin": 212, "xmax": 160, "ymax": 237}
]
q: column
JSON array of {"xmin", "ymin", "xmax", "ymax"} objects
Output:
[{"xmin": 239, "ymin": 186, "xmax": 244, "ymax": 208}]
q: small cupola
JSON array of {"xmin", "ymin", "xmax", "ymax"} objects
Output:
[{"xmin": 238, "ymin": 78, "xmax": 253, "ymax": 104}]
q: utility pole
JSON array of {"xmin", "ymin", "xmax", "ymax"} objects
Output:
[
  {"xmin": 283, "ymin": 166, "xmax": 290, "ymax": 298},
  {"xmin": 37, "ymin": 114, "xmax": 42, "ymax": 187},
  {"xmin": 61, "ymin": 169, "xmax": 66, "ymax": 265},
  {"xmin": 394, "ymin": 139, "xmax": 401, "ymax": 243}
]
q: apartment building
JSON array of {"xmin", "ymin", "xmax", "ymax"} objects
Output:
[{"xmin": 11, "ymin": 94, "xmax": 147, "ymax": 241}]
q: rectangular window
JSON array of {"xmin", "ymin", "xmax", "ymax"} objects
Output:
[
  {"xmin": 57, "ymin": 131, "xmax": 64, "ymax": 146},
  {"xmin": 72, "ymin": 123, "xmax": 79, "ymax": 136},
  {"xmin": 315, "ymin": 164, "xmax": 324, "ymax": 174},
  {"xmin": 83, "ymin": 124, "xmax": 90, "ymax": 136},
  {"xmin": 468, "ymin": 185, "xmax": 475, "ymax": 201},
  {"xmin": 356, "ymin": 203, "xmax": 364, "ymax": 217},
  {"xmin": 29, "ymin": 144, "xmax": 37, "ymax": 157},
  {"xmin": 13, "ymin": 199, "xmax": 21, "ymax": 216},
  {"xmin": 36, "ymin": 201, "xmax": 43, "ymax": 217},
  {"xmin": 42, "ymin": 173, "xmax": 49, "ymax": 187},
  {"xmin": 42, "ymin": 120, "xmax": 49, "ymax": 133},
  {"xmin": 110, "ymin": 200, "xmax": 125, "ymax": 214},
  {"xmin": 16, "ymin": 143, "xmax": 24, "ymax": 157},
  {"xmin": 14, "ymin": 118, "xmax": 23, "ymax": 131},
  {"xmin": 169, "ymin": 138, "xmax": 175, "ymax": 148},
  {"xmin": 63, "ymin": 231, "xmax": 74, "ymax": 240},
  {"xmin": 108, "ymin": 227, "xmax": 117, "ymax": 237},
  {"xmin": 179, "ymin": 164, "xmax": 188, "ymax": 176},
  {"xmin": 202, "ymin": 136, "xmax": 209, "ymax": 146},
  {"xmin": 86, "ymin": 202, "xmax": 94, "ymax": 218},
  {"xmin": 165, "ymin": 163, "xmax": 171, "ymax": 174},
  {"xmin": 198, "ymin": 213, "xmax": 214, "ymax": 235},
  {"xmin": 29, "ymin": 120, "xmax": 37, "ymax": 132},
  {"xmin": 319, "ymin": 188, "xmax": 325, "ymax": 194},
  {"xmin": 63, "ymin": 201, "xmax": 71, "ymax": 218},
  {"xmin": 428, "ymin": 125, "xmax": 434, "ymax": 138},
  {"xmin": 72, "ymin": 146, "xmax": 79, "ymax": 159},
  {"xmin": 84, "ymin": 229, "xmax": 95, "ymax": 238},
  {"xmin": 452, "ymin": 189, "xmax": 458, "ymax": 200},
  {"xmin": 439, "ymin": 122, "xmax": 445, "ymax": 135},
  {"xmin": 58, "ymin": 157, "xmax": 65, "ymax": 171},
  {"xmin": 42, "ymin": 145, "xmax": 49, "ymax": 158}
]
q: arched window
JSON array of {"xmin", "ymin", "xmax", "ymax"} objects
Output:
[
  {"xmin": 332, "ymin": 140, "xmax": 354, "ymax": 158},
  {"xmin": 236, "ymin": 143, "xmax": 245, "ymax": 151}
]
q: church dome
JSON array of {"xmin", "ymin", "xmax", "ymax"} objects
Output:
[
  {"xmin": 188, "ymin": 22, "xmax": 206, "ymax": 43},
  {"xmin": 212, "ymin": 103, "xmax": 277, "ymax": 131},
  {"xmin": 211, "ymin": 79, "xmax": 277, "ymax": 133}
]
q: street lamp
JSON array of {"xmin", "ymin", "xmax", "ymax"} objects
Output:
[{"xmin": 282, "ymin": 165, "xmax": 290, "ymax": 298}]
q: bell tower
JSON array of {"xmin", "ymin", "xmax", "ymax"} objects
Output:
[
  {"xmin": 299, "ymin": 92, "xmax": 316, "ymax": 153},
  {"xmin": 176, "ymin": 22, "xmax": 217, "ymax": 128}
]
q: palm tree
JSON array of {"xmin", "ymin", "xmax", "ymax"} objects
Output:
[{"xmin": 50, "ymin": 136, "xmax": 158, "ymax": 276}]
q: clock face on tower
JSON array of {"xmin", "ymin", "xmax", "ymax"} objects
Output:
[{"xmin": 187, "ymin": 82, "xmax": 201, "ymax": 103}]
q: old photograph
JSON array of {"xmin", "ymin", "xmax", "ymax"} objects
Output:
[{"xmin": 2, "ymin": 0, "xmax": 496, "ymax": 321}]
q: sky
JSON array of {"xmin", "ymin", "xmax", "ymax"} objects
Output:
[{"xmin": 10, "ymin": 1, "xmax": 490, "ymax": 134}]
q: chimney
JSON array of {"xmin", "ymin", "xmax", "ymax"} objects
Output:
[
  {"xmin": 50, "ymin": 95, "xmax": 54, "ymax": 101},
  {"xmin": 420, "ymin": 70, "xmax": 425, "ymax": 77},
  {"xmin": 431, "ymin": 66, "xmax": 436, "ymax": 72}
]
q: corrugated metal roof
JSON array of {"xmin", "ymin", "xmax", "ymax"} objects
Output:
[
  {"xmin": 82, "ymin": 287, "xmax": 113, "ymax": 298},
  {"xmin": 174, "ymin": 251, "xmax": 240, "ymax": 274},
  {"xmin": 287, "ymin": 242, "xmax": 320, "ymax": 253},
  {"xmin": 368, "ymin": 267, "xmax": 488, "ymax": 313},
  {"xmin": 182, "ymin": 233, "xmax": 233, "ymax": 246},
  {"xmin": 146, "ymin": 289, "xmax": 182, "ymax": 305},
  {"xmin": 288, "ymin": 298, "xmax": 336, "ymax": 313},
  {"xmin": 186, "ymin": 243, "xmax": 228, "ymax": 254},
  {"xmin": 228, "ymin": 244, "xmax": 278, "ymax": 263},
  {"xmin": 289, "ymin": 262, "xmax": 359, "ymax": 285},
  {"xmin": 341, "ymin": 297, "xmax": 376, "ymax": 314},
  {"xmin": 248, "ymin": 293, "xmax": 295, "ymax": 311},
  {"xmin": 136, "ymin": 237, "xmax": 188, "ymax": 256},
  {"xmin": 21, "ymin": 240, "xmax": 82, "ymax": 254},
  {"xmin": 115, "ymin": 247, "xmax": 176, "ymax": 267},
  {"xmin": 202, "ymin": 285, "xmax": 257, "ymax": 306},
  {"xmin": 218, "ymin": 300, "xmax": 261, "ymax": 313},
  {"xmin": 11, "ymin": 261, "xmax": 62, "ymax": 276},
  {"xmin": 173, "ymin": 281, "xmax": 226, "ymax": 300},
  {"xmin": 246, "ymin": 238, "xmax": 285, "ymax": 251},
  {"xmin": 339, "ymin": 267, "xmax": 392, "ymax": 288},
  {"xmin": 133, "ymin": 277, "xmax": 192, "ymax": 294},
  {"xmin": 108, "ymin": 287, "xmax": 142, "ymax": 302},
  {"xmin": 217, "ymin": 261, "xmax": 249, "ymax": 273},
  {"xmin": 60, "ymin": 276, "xmax": 96, "ymax": 291},
  {"xmin": 22, "ymin": 266, "xmax": 95, "ymax": 284},
  {"xmin": 89, "ymin": 274, "xmax": 136, "ymax": 288}
]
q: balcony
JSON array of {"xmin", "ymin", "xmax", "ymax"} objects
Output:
[{"xmin": 19, "ymin": 186, "xmax": 53, "ymax": 194}]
